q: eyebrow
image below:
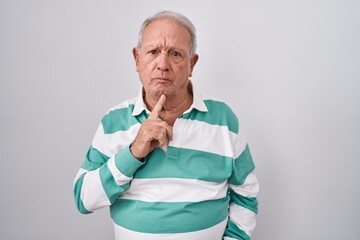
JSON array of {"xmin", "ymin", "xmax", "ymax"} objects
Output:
[{"xmin": 143, "ymin": 44, "xmax": 186, "ymax": 53}]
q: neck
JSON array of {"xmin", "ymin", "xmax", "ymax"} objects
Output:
[{"xmin": 144, "ymin": 85, "xmax": 193, "ymax": 125}]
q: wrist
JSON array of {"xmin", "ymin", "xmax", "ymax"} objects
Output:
[{"xmin": 129, "ymin": 143, "xmax": 145, "ymax": 162}]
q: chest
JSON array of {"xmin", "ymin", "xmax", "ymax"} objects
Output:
[{"xmin": 134, "ymin": 118, "xmax": 235, "ymax": 182}]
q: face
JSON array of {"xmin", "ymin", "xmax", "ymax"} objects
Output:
[{"xmin": 133, "ymin": 19, "xmax": 198, "ymax": 100}]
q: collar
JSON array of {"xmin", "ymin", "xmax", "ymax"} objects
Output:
[{"xmin": 132, "ymin": 81, "xmax": 208, "ymax": 117}]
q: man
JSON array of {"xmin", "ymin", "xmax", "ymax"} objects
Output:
[{"xmin": 73, "ymin": 11, "xmax": 259, "ymax": 240}]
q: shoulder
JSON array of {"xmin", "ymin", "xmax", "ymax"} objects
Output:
[
  {"xmin": 100, "ymin": 97, "xmax": 138, "ymax": 134},
  {"xmin": 204, "ymin": 99, "xmax": 236, "ymax": 116},
  {"xmin": 195, "ymin": 98, "xmax": 239, "ymax": 134},
  {"xmin": 104, "ymin": 97, "xmax": 138, "ymax": 115}
]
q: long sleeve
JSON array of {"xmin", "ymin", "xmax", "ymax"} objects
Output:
[
  {"xmin": 73, "ymin": 122, "xmax": 144, "ymax": 214},
  {"xmin": 224, "ymin": 132, "xmax": 259, "ymax": 239}
]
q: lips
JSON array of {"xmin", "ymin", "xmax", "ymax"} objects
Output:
[{"xmin": 152, "ymin": 77, "xmax": 172, "ymax": 82}]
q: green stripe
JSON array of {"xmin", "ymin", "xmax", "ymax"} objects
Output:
[
  {"xmin": 99, "ymin": 164, "xmax": 130, "ymax": 204},
  {"xmin": 230, "ymin": 190, "xmax": 258, "ymax": 213},
  {"xmin": 73, "ymin": 174, "xmax": 92, "ymax": 214},
  {"xmin": 134, "ymin": 147, "xmax": 233, "ymax": 182},
  {"xmin": 82, "ymin": 146, "xmax": 110, "ymax": 171},
  {"xmin": 229, "ymin": 144, "xmax": 255, "ymax": 185},
  {"xmin": 183, "ymin": 100, "xmax": 239, "ymax": 134},
  {"xmin": 101, "ymin": 104, "xmax": 140, "ymax": 134},
  {"xmin": 225, "ymin": 219, "xmax": 250, "ymax": 240},
  {"xmin": 110, "ymin": 196, "xmax": 229, "ymax": 234}
]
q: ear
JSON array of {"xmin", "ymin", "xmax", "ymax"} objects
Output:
[
  {"xmin": 132, "ymin": 48, "xmax": 140, "ymax": 72},
  {"xmin": 189, "ymin": 54, "xmax": 199, "ymax": 77}
]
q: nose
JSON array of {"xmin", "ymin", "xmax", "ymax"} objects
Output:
[{"xmin": 156, "ymin": 52, "xmax": 170, "ymax": 71}]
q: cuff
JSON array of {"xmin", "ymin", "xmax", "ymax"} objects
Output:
[{"xmin": 114, "ymin": 145, "xmax": 145, "ymax": 178}]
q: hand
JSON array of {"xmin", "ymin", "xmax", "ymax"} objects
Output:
[{"xmin": 130, "ymin": 94, "xmax": 173, "ymax": 159}]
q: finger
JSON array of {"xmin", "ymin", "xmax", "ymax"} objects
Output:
[
  {"xmin": 159, "ymin": 123, "xmax": 173, "ymax": 142},
  {"xmin": 165, "ymin": 124, "xmax": 173, "ymax": 141},
  {"xmin": 153, "ymin": 121, "xmax": 173, "ymax": 141},
  {"xmin": 149, "ymin": 94, "xmax": 166, "ymax": 120},
  {"xmin": 147, "ymin": 129, "xmax": 167, "ymax": 147}
]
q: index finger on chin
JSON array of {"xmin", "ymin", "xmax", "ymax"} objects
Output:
[{"xmin": 149, "ymin": 94, "xmax": 166, "ymax": 120}]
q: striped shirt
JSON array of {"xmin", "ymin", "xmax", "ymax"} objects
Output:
[{"xmin": 73, "ymin": 86, "xmax": 259, "ymax": 240}]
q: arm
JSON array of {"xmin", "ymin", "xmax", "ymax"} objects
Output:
[
  {"xmin": 224, "ymin": 139, "xmax": 259, "ymax": 239},
  {"xmin": 73, "ymin": 95, "xmax": 172, "ymax": 214},
  {"xmin": 73, "ymin": 123, "xmax": 144, "ymax": 214}
]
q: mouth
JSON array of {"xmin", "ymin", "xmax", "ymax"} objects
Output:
[{"xmin": 152, "ymin": 78, "xmax": 173, "ymax": 84}]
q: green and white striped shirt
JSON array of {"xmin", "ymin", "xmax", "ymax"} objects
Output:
[{"xmin": 73, "ymin": 86, "xmax": 259, "ymax": 240}]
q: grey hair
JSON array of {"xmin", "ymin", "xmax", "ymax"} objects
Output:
[{"xmin": 136, "ymin": 11, "xmax": 197, "ymax": 56}]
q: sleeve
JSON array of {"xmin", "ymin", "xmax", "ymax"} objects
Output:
[
  {"xmin": 73, "ymin": 122, "xmax": 144, "ymax": 214},
  {"xmin": 223, "ymin": 127, "xmax": 259, "ymax": 239}
]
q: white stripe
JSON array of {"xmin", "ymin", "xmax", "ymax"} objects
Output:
[
  {"xmin": 233, "ymin": 126, "xmax": 247, "ymax": 159},
  {"xmin": 229, "ymin": 171, "xmax": 259, "ymax": 198},
  {"xmin": 120, "ymin": 178, "xmax": 228, "ymax": 202},
  {"xmin": 223, "ymin": 237, "xmax": 237, "ymax": 240},
  {"xmin": 170, "ymin": 119, "xmax": 239, "ymax": 157},
  {"xmin": 92, "ymin": 123, "xmax": 141, "ymax": 158},
  {"xmin": 229, "ymin": 203, "xmax": 256, "ymax": 237},
  {"xmin": 107, "ymin": 156, "xmax": 132, "ymax": 185},
  {"xmin": 81, "ymin": 168, "xmax": 110, "ymax": 211},
  {"xmin": 73, "ymin": 168, "xmax": 88, "ymax": 187},
  {"xmin": 114, "ymin": 218, "xmax": 227, "ymax": 240},
  {"xmin": 106, "ymin": 97, "xmax": 137, "ymax": 114},
  {"xmin": 91, "ymin": 124, "xmax": 109, "ymax": 156},
  {"xmin": 92, "ymin": 110, "xmax": 247, "ymax": 159}
]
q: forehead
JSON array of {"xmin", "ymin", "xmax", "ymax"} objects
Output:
[{"xmin": 141, "ymin": 19, "xmax": 191, "ymax": 48}]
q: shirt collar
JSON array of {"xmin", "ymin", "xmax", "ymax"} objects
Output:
[{"xmin": 132, "ymin": 81, "xmax": 208, "ymax": 117}]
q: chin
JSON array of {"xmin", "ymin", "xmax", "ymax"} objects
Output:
[
  {"xmin": 145, "ymin": 88, "xmax": 165, "ymax": 98},
  {"xmin": 145, "ymin": 84, "xmax": 176, "ymax": 99},
  {"xmin": 154, "ymin": 86, "xmax": 170, "ymax": 97}
]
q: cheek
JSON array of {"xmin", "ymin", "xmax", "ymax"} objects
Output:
[
  {"xmin": 180, "ymin": 65, "xmax": 193, "ymax": 77},
  {"xmin": 137, "ymin": 62, "xmax": 149, "ymax": 74},
  {"xmin": 139, "ymin": 59, "xmax": 156, "ymax": 72}
]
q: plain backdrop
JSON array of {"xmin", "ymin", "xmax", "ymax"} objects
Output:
[{"xmin": 1, "ymin": 1, "xmax": 359, "ymax": 239}]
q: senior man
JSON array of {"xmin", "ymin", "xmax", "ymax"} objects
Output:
[{"xmin": 73, "ymin": 11, "xmax": 259, "ymax": 240}]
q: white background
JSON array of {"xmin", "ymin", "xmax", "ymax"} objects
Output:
[{"xmin": 1, "ymin": 1, "xmax": 359, "ymax": 239}]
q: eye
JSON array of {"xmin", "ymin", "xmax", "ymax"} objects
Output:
[
  {"xmin": 148, "ymin": 49, "xmax": 159, "ymax": 55},
  {"xmin": 169, "ymin": 50, "xmax": 182, "ymax": 58}
]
